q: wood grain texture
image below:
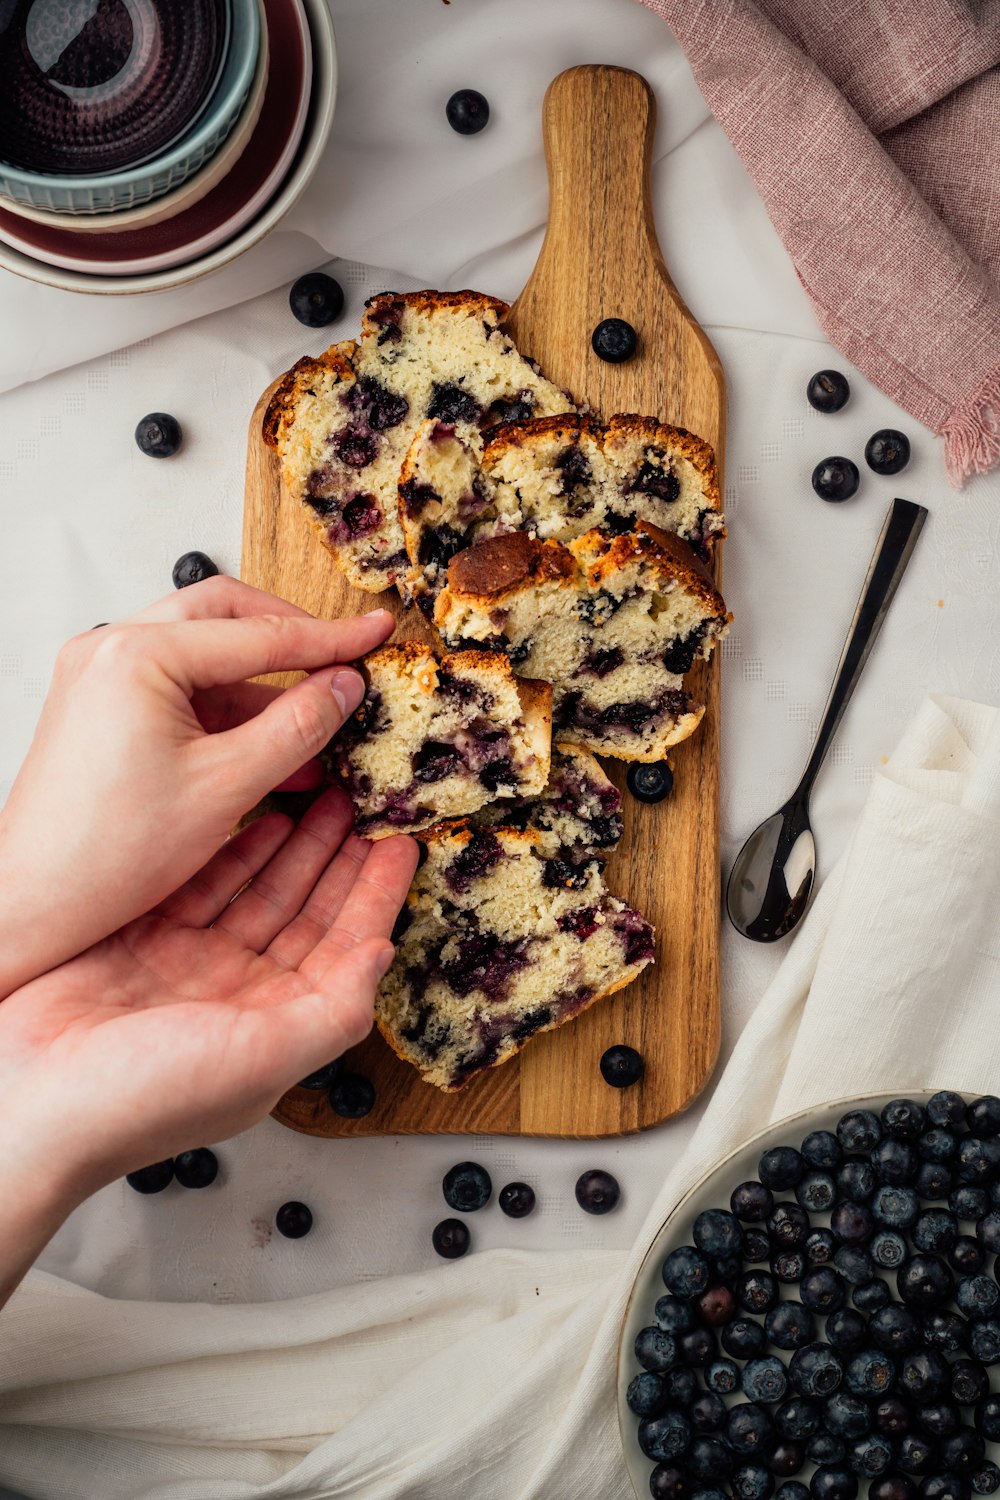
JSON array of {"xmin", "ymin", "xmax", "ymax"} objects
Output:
[{"xmin": 245, "ymin": 64, "xmax": 726, "ymax": 1140}]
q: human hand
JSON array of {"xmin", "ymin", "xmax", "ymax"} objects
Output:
[
  {"xmin": 0, "ymin": 786, "xmax": 417, "ymax": 1305},
  {"xmin": 0, "ymin": 578, "xmax": 396, "ymax": 997}
]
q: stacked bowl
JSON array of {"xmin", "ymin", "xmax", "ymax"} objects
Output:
[{"xmin": 0, "ymin": 0, "xmax": 336, "ymax": 293}]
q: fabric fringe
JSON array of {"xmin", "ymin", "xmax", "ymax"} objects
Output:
[{"xmin": 941, "ymin": 363, "xmax": 1000, "ymax": 489}]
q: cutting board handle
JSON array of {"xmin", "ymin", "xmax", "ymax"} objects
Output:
[{"xmin": 540, "ymin": 64, "xmax": 663, "ymax": 275}]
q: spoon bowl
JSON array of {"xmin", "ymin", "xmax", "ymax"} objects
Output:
[{"xmin": 726, "ymin": 801, "xmax": 816, "ymax": 942}]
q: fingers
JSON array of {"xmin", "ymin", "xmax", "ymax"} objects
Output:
[
  {"xmin": 162, "ymin": 609, "xmax": 396, "ymax": 693},
  {"xmin": 190, "ymin": 681, "xmax": 325, "ymax": 791},
  {"xmin": 212, "ymin": 788, "xmax": 355, "ymax": 952},
  {"xmin": 153, "ymin": 811, "xmax": 294, "ymax": 926},
  {"xmin": 265, "ymin": 831, "xmax": 374, "ymax": 971},
  {"xmin": 202, "ymin": 662, "xmax": 367, "ymax": 808},
  {"xmin": 300, "ymin": 835, "xmax": 419, "ymax": 990},
  {"xmin": 127, "ymin": 576, "xmax": 316, "ymax": 625}
]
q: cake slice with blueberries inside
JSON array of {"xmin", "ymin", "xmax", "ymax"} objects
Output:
[
  {"xmin": 433, "ymin": 521, "xmax": 730, "ymax": 761},
  {"xmin": 262, "ymin": 291, "xmax": 576, "ymax": 593},
  {"xmin": 328, "ymin": 642, "xmax": 552, "ymax": 838},
  {"xmin": 377, "ymin": 821, "xmax": 654, "ymax": 1091},
  {"xmin": 468, "ymin": 742, "xmax": 624, "ymax": 865},
  {"xmin": 398, "ymin": 410, "xmax": 724, "ymax": 610}
]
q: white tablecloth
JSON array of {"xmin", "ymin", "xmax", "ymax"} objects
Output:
[{"xmin": 0, "ymin": 0, "xmax": 997, "ymax": 1313}]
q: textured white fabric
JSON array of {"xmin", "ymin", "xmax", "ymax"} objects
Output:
[{"xmin": 2, "ymin": 694, "xmax": 1000, "ymax": 1498}]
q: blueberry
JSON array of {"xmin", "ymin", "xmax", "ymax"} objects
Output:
[
  {"xmin": 777, "ymin": 1485, "xmax": 811, "ymax": 1500},
  {"xmin": 329, "ymin": 1072, "xmax": 375, "ymax": 1118},
  {"xmin": 865, "ymin": 429, "xmax": 911, "ymax": 475},
  {"xmin": 940, "ymin": 1433, "xmax": 986, "ymax": 1477},
  {"xmin": 737, "ymin": 1270, "xmax": 779, "ymax": 1315},
  {"xmin": 975, "ymin": 1209, "xmax": 1000, "ymax": 1251},
  {"xmin": 694, "ymin": 1209, "xmax": 743, "ymax": 1259},
  {"xmin": 172, "ymin": 550, "xmax": 219, "ymax": 588},
  {"xmin": 690, "ymin": 1391, "xmax": 728, "ymax": 1434},
  {"xmin": 917, "ymin": 1162, "xmax": 954, "ymax": 1200},
  {"xmin": 955, "ymin": 1275, "xmax": 999, "ymax": 1319},
  {"xmin": 722, "ymin": 1318, "xmax": 769, "ymax": 1360},
  {"xmin": 770, "ymin": 1443, "xmax": 805, "ymax": 1478},
  {"xmin": 297, "ymin": 1060, "xmax": 342, "ymax": 1090},
  {"xmin": 627, "ymin": 760, "xmax": 674, "ymax": 803},
  {"xmin": 874, "ymin": 1396, "xmax": 912, "ymax": 1437},
  {"xmin": 772, "ymin": 1250, "xmax": 806, "ymax": 1283},
  {"xmin": 662, "ymin": 1245, "xmax": 710, "ymax": 1298},
  {"xmin": 951, "ymin": 1186, "xmax": 990, "ymax": 1221},
  {"xmin": 872, "ymin": 1139, "xmax": 919, "ymax": 1184},
  {"xmin": 871, "ymin": 1480, "xmax": 917, "ymax": 1500},
  {"xmin": 825, "ymin": 1392, "xmax": 871, "ymax": 1440},
  {"xmin": 135, "ymin": 411, "xmax": 182, "ymax": 457},
  {"xmin": 498, "ymin": 1181, "xmax": 535, "ymax": 1218},
  {"xmin": 650, "ymin": 1465, "xmax": 689, "ymax": 1500},
  {"xmin": 575, "ymin": 1168, "xmax": 620, "ymax": 1215},
  {"xmin": 742, "ymin": 1355, "xmax": 789, "ymax": 1404},
  {"xmin": 732, "ymin": 1181, "xmax": 775, "ymax": 1222},
  {"xmin": 967, "ymin": 1319, "xmax": 1000, "ymax": 1364},
  {"xmin": 636, "ymin": 1325, "xmax": 680, "ymax": 1373},
  {"xmin": 922, "ymin": 1129, "xmax": 959, "ymax": 1163},
  {"xmin": 275, "ymin": 1200, "xmax": 313, "ymax": 1239},
  {"xmin": 812, "ymin": 457, "xmax": 860, "ymax": 502},
  {"xmin": 125, "ymin": 1159, "xmax": 174, "ymax": 1194},
  {"xmin": 687, "ymin": 1436, "xmax": 733, "ymax": 1482},
  {"xmin": 639, "ymin": 1409, "xmax": 693, "ymax": 1462},
  {"xmin": 727, "ymin": 1402, "xmax": 775, "ymax": 1454},
  {"xmin": 832, "ymin": 1202, "xmax": 875, "ymax": 1244},
  {"xmin": 744, "ymin": 1229, "xmax": 773, "ymax": 1263},
  {"xmin": 810, "ymin": 1466, "xmax": 858, "ymax": 1500},
  {"xmin": 919, "ymin": 1480, "xmax": 970, "ymax": 1500},
  {"xmin": 796, "ymin": 1172, "xmax": 836, "ymax": 1213},
  {"xmin": 710, "ymin": 1252, "xmax": 743, "ymax": 1283},
  {"xmin": 871, "ymin": 1230, "xmax": 908, "ymax": 1269},
  {"xmin": 923, "ymin": 1311, "xmax": 969, "ymax": 1353},
  {"xmin": 853, "ymin": 1279, "xmax": 891, "ymax": 1313},
  {"xmin": 656, "ymin": 1295, "xmax": 696, "ymax": 1334},
  {"xmin": 769, "ymin": 1203, "xmax": 811, "ymax": 1250},
  {"xmin": 443, "ymin": 1161, "xmax": 492, "ymax": 1212},
  {"xmin": 969, "ymin": 1095, "xmax": 1000, "ymax": 1136},
  {"xmin": 898, "ymin": 1433, "xmax": 937, "ymax": 1474},
  {"xmin": 592, "ymin": 317, "xmax": 638, "ymax": 363},
  {"xmin": 901, "ymin": 1349, "xmax": 951, "ymax": 1401},
  {"xmin": 826, "ymin": 1309, "xmax": 867, "ymax": 1354},
  {"xmin": 976, "ymin": 1395, "xmax": 1000, "ymax": 1440},
  {"xmin": 173, "ymin": 1147, "xmax": 218, "ymax": 1188},
  {"xmin": 809, "ymin": 1438, "xmax": 847, "ymax": 1469},
  {"xmin": 920, "ymin": 1405, "xmax": 962, "ymax": 1439},
  {"xmin": 446, "ymin": 88, "xmax": 490, "ymax": 135},
  {"xmin": 734, "ymin": 1463, "xmax": 776, "ymax": 1500},
  {"xmin": 600, "ymin": 1044, "xmax": 644, "ymax": 1087},
  {"xmin": 869, "ymin": 1303, "xmax": 922, "ymax": 1355},
  {"xmin": 872, "ymin": 1184, "xmax": 920, "ymax": 1230},
  {"xmin": 834, "ymin": 1246, "xmax": 874, "ymax": 1286},
  {"xmin": 956, "ymin": 1138, "xmax": 1000, "ymax": 1183},
  {"xmin": 807, "ymin": 370, "xmax": 850, "ymax": 413},
  {"xmin": 776, "ymin": 1398, "xmax": 822, "ymax": 1441},
  {"xmin": 805, "ymin": 1228, "xmax": 838, "ymax": 1266},
  {"xmin": 847, "ymin": 1434, "xmax": 893, "ymax": 1479},
  {"xmin": 838, "ymin": 1109, "xmax": 882, "ymax": 1153},
  {"xmin": 789, "ymin": 1343, "xmax": 843, "ymax": 1397},
  {"xmin": 972, "ymin": 1463, "xmax": 1000, "ymax": 1496},
  {"xmin": 627, "ymin": 1370, "xmax": 666, "ymax": 1417},
  {"xmin": 929, "ymin": 1092, "xmax": 970, "ymax": 1129},
  {"xmin": 432, "ymin": 1217, "xmax": 470, "ymax": 1258},
  {"xmin": 845, "ymin": 1348, "xmax": 895, "ymax": 1398},
  {"xmin": 802, "ymin": 1131, "xmax": 842, "ymax": 1170},
  {"xmin": 679, "ymin": 1326, "xmax": 717, "ymax": 1367},
  {"xmin": 837, "ymin": 1161, "xmax": 876, "ymax": 1202},
  {"xmin": 289, "ymin": 271, "xmax": 344, "ymax": 327},
  {"xmin": 760, "ymin": 1147, "xmax": 806, "ymax": 1190},
  {"xmin": 898, "ymin": 1254, "xmax": 955, "ymax": 1308},
  {"xmin": 801, "ymin": 1266, "xmax": 846, "ymax": 1314},
  {"xmin": 662, "ymin": 1366, "xmax": 698, "ymax": 1407},
  {"xmin": 951, "ymin": 1359, "xmax": 989, "ymax": 1406},
  {"xmin": 697, "ymin": 1285, "xmax": 737, "ymax": 1326},
  {"xmin": 766, "ymin": 1303, "xmax": 816, "ymax": 1350},
  {"xmin": 706, "ymin": 1357, "xmax": 740, "ymax": 1395}
]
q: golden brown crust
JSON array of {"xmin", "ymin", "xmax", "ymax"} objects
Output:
[
  {"xmin": 575, "ymin": 521, "xmax": 728, "ymax": 619},
  {"xmin": 360, "ymin": 289, "xmax": 509, "ymax": 340},
  {"xmin": 608, "ymin": 412, "xmax": 722, "ymax": 518},
  {"xmin": 443, "ymin": 532, "xmax": 576, "ymax": 601},
  {"xmin": 261, "ymin": 340, "xmax": 357, "ymax": 451},
  {"xmin": 480, "ymin": 410, "xmax": 604, "ymax": 460}
]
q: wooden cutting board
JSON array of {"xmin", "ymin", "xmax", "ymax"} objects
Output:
[{"xmin": 243, "ymin": 65, "xmax": 726, "ymax": 1139}]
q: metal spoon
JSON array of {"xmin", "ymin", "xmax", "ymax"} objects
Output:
[{"xmin": 727, "ymin": 496, "xmax": 928, "ymax": 942}]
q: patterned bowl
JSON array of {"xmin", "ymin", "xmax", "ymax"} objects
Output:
[{"xmin": 0, "ymin": 0, "xmax": 261, "ymax": 214}]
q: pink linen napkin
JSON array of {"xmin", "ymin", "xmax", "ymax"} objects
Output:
[{"xmin": 637, "ymin": 0, "xmax": 1000, "ymax": 486}]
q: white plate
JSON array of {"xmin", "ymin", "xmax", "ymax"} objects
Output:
[
  {"xmin": 617, "ymin": 1090, "xmax": 982, "ymax": 1500},
  {"xmin": 0, "ymin": 0, "xmax": 335, "ymax": 295}
]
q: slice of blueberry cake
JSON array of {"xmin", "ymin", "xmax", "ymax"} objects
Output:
[
  {"xmin": 398, "ymin": 410, "xmax": 725, "ymax": 609},
  {"xmin": 262, "ymin": 291, "xmax": 576, "ymax": 593},
  {"xmin": 468, "ymin": 743, "xmax": 624, "ymax": 865},
  {"xmin": 433, "ymin": 522, "xmax": 730, "ymax": 761},
  {"xmin": 377, "ymin": 822, "xmax": 654, "ymax": 1091},
  {"xmin": 328, "ymin": 642, "xmax": 552, "ymax": 838}
]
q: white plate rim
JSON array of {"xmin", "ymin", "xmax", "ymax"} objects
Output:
[
  {"xmin": 0, "ymin": 0, "xmax": 336, "ymax": 295},
  {"xmin": 616, "ymin": 1088, "xmax": 971, "ymax": 1500}
]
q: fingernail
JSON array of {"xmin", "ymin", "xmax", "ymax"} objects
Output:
[
  {"xmin": 365, "ymin": 608, "xmax": 393, "ymax": 621},
  {"xmin": 375, "ymin": 945, "xmax": 395, "ymax": 981},
  {"xmin": 331, "ymin": 667, "xmax": 365, "ymax": 719}
]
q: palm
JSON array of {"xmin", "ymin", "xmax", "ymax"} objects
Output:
[{"xmin": 0, "ymin": 792, "xmax": 416, "ymax": 1186}]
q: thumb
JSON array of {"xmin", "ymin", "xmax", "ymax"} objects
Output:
[
  {"xmin": 206, "ymin": 664, "xmax": 366, "ymax": 809},
  {"xmin": 253, "ymin": 938, "xmax": 395, "ymax": 1088}
]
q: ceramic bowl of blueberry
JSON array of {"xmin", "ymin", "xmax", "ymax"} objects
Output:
[{"xmin": 619, "ymin": 1091, "xmax": 1000, "ymax": 1500}]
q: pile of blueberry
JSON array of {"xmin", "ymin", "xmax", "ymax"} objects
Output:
[
  {"xmin": 627, "ymin": 1093, "xmax": 1000, "ymax": 1500},
  {"xmin": 433, "ymin": 1161, "xmax": 622, "ymax": 1258},
  {"xmin": 126, "ymin": 1148, "xmax": 315, "ymax": 1239},
  {"xmin": 297, "ymin": 1057, "xmax": 376, "ymax": 1119},
  {"xmin": 806, "ymin": 371, "xmax": 911, "ymax": 503}
]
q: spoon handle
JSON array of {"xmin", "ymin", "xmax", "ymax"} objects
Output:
[{"xmin": 794, "ymin": 496, "xmax": 928, "ymax": 801}]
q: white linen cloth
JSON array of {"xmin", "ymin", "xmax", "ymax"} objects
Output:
[{"xmin": 2, "ymin": 692, "xmax": 999, "ymax": 1498}]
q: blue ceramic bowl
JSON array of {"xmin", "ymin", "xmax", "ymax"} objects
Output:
[{"xmin": 0, "ymin": 0, "xmax": 261, "ymax": 214}]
